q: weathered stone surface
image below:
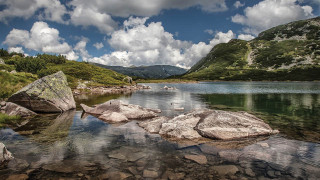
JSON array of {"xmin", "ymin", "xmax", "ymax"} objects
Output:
[
  {"xmin": 211, "ymin": 165, "xmax": 239, "ymax": 176},
  {"xmin": 195, "ymin": 109, "xmax": 279, "ymax": 140},
  {"xmin": 0, "ymin": 57, "xmax": 4, "ymax": 64},
  {"xmin": 99, "ymin": 111, "xmax": 128, "ymax": 123},
  {"xmin": 143, "ymin": 169, "xmax": 159, "ymax": 178},
  {"xmin": 8, "ymin": 71, "xmax": 76, "ymax": 113},
  {"xmin": 138, "ymin": 116, "xmax": 169, "ymax": 133},
  {"xmin": 8, "ymin": 158, "xmax": 29, "ymax": 171},
  {"xmin": 159, "ymin": 113, "xmax": 202, "ymax": 139},
  {"xmin": 184, "ymin": 154, "xmax": 207, "ymax": 164},
  {"xmin": 3, "ymin": 102, "xmax": 36, "ymax": 117},
  {"xmin": 0, "ymin": 142, "xmax": 14, "ymax": 163},
  {"xmin": 80, "ymin": 99, "xmax": 160, "ymax": 121}
]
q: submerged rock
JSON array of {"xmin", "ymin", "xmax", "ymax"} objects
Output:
[
  {"xmin": 0, "ymin": 142, "xmax": 14, "ymax": 163},
  {"xmin": 184, "ymin": 154, "xmax": 207, "ymax": 164},
  {"xmin": 8, "ymin": 71, "xmax": 76, "ymax": 113},
  {"xmin": 80, "ymin": 100, "xmax": 160, "ymax": 121},
  {"xmin": 138, "ymin": 116, "xmax": 169, "ymax": 133},
  {"xmin": 2, "ymin": 102, "xmax": 36, "ymax": 118}
]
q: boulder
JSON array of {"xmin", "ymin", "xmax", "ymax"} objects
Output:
[
  {"xmin": 3, "ymin": 102, "xmax": 36, "ymax": 117},
  {"xmin": 195, "ymin": 110, "xmax": 279, "ymax": 140},
  {"xmin": 80, "ymin": 100, "xmax": 160, "ymax": 121},
  {"xmin": 0, "ymin": 58, "xmax": 4, "ymax": 64},
  {"xmin": 8, "ymin": 71, "xmax": 76, "ymax": 113},
  {"xmin": 99, "ymin": 112, "xmax": 128, "ymax": 123},
  {"xmin": 0, "ymin": 142, "xmax": 14, "ymax": 163}
]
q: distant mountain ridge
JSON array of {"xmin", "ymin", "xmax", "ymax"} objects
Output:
[
  {"xmin": 183, "ymin": 17, "xmax": 320, "ymax": 81},
  {"xmin": 92, "ymin": 63, "xmax": 187, "ymax": 79}
]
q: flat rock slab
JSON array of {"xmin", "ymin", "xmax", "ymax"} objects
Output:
[
  {"xmin": 184, "ymin": 154, "xmax": 207, "ymax": 164},
  {"xmin": 138, "ymin": 116, "xmax": 169, "ymax": 133},
  {"xmin": 3, "ymin": 102, "xmax": 36, "ymax": 117},
  {"xmin": 81, "ymin": 100, "xmax": 160, "ymax": 121},
  {"xmin": 8, "ymin": 71, "xmax": 76, "ymax": 113},
  {"xmin": 143, "ymin": 170, "xmax": 159, "ymax": 178}
]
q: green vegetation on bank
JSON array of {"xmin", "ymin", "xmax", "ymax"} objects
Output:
[
  {"xmin": 136, "ymin": 79, "xmax": 197, "ymax": 83},
  {"xmin": 0, "ymin": 113, "xmax": 20, "ymax": 127},
  {"xmin": 183, "ymin": 17, "xmax": 320, "ymax": 81},
  {"xmin": 0, "ymin": 49, "xmax": 128, "ymax": 99}
]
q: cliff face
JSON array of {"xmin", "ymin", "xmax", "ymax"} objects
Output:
[{"xmin": 183, "ymin": 17, "xmax": 320, "ymax": 81}]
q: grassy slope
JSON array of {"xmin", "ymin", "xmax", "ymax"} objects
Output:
[
  {"xmin": 183, "ymin": 17, "xmax": 320, "ymax": 81},
  {"xmin": 0, "ymin": 57, "xmax": 128, "ymax": 99}
]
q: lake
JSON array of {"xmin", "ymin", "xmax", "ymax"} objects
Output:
[{"xmin": 1, "ymin": 82, "xmax": 320, "ymax": 179}]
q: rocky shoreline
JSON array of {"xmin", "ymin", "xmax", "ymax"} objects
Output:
[{"xmin": 73, "ymin": 85, "xmax": 151, "ymax": 96}]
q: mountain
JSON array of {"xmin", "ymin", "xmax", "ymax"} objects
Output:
[
  {"xmin": 183, "ymin": 17, "xmax": 320, "ymax": 81},
  {"xmin": 93, "ymin": 64, "xmax": 187, "ymax": 79}
]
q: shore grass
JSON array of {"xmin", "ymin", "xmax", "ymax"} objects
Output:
[{"xmin": 0, "ymin": 113, "xmax": 20, "ymax": 128}]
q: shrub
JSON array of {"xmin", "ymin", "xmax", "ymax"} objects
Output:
[{"xmin": 15, "ymin": 56, "xmax": 46, "ymax": 74}]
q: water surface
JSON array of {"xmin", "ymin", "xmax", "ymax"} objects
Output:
[{"xmin": 1, "ymin": 82, "xmax": 319, "ymax": 179}]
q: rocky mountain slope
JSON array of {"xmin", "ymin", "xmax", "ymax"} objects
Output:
[
  {"xmin": 183, "ymin": 17, "xmax": 320, "ymax": 81},
  {"xmin": 93, "ymin": 64, "xmax": 187, "ymax": 79}
]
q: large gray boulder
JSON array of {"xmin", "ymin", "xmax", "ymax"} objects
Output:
[
  {"xmin": 195, "ymin": 110, "xmax": 279, "ymax": 140},
  {"xmin": 0, "ymin": 58, "xmax": 4, "ymax": 64},
  {"xmin": 0, "ymin": 142, "xmax": 14, "ymax": 163},
  {"xmin": 1, "ymin": 102, "xmax": 36, "ymax": 117},
  {"xmin": 139, "ymin": 109, "xmax": 278, "ymax": 140},
  {"xmin": 8, "ymin": 71, "xmax": 76, "ymax": 113},
  {"xmin": 80, "ymin": 100, "xmax": 160, "ymax": 122}
]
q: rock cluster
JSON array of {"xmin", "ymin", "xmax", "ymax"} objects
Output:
[
  {"xmin": 8, "ymin": 71, "xmax": 76, "ymax": 113},
  {"xmin": 139, "ymin": 109, "xmax": 279, "ymax": 140},
  {"xmin": 80, "ymin": 100, "xmax": 161, "ymax": 123}
]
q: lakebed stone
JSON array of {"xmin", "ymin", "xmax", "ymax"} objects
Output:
[
  {"xmin": 8, "ymin": 71, "xmax": 76, "ymax": 113},
  {"xmin": 80, "ymin": 99, "xmax": 160, "ymax": 122},
  {"xmin": 184, "ymin": 154, "xmax": 207, "ymax": 164}
]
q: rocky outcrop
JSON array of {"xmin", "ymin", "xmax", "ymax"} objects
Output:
[
  {"xmin": 80, "ymin": 100, "xmax": 160, "ymax": 122},
  {"xmin": 0, "ymin": 142, "xmax": 14, "ymax": 163},
  {"xmin": 1, "ymin": 102, "xmax": 36, "ymax": 117},
  {"xmin": 0, "ymin": 58, "xmax": 4, "ymax": 64},
  {"xmin": 139, "ymin": 109, "xmax": 278, "ymax": 140},
  {"xmin": 8, "ymin": 71, "xmax": 76, "ymax": 113}
]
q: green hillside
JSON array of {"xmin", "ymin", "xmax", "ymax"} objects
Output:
[
  {"xmin": 183, "ymin": 17, "xmax": 320, "ymax": 81},
  {"xmin": 0, "ymin": 50, "xmax": 127, "ymax": 99}
]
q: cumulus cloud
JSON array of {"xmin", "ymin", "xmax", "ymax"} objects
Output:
[
  {"xmin": 238, "ymin": 34, "xmax": 255, "ymax": 41},
  {"xmin": 69, "ymin": 0, "xmax": 228, "ymax": 18},
  {"xmin": 74, "ymin": 39, "xmax": 91, "ymax": 61},
  {"xmin": 93, "ymin": 42, "xmax": 104, "ymax": 50},
  {"xmin": 0, "ymin": 0, "xmax": 67, "ymax": 24},
  {"xmin": 231, "ymin": 0, "xmax": 314, "ymax": 35},
  {"xmin": 234, "ymin": 1, "xmax": 245, "ymax": 9},
  {"xmin": 8, "ymin": 47, "xmax": 24, "ymax": 54},
  {"xmin": 4, "ymin": 21, "xmax": 72, "ymax": 54},
  {"xmin": 204, "ymin": 29, "xmax": 214, "ymax": 35},
  {"xmin": 88, "ymin": 17, "xmax": 234, "ymax": 68}
]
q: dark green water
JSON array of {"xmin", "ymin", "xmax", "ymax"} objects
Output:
[{"xmin": 0, "ymin": 82, "xmax": 319, "ymax": 179}]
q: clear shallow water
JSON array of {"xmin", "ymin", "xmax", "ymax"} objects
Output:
[{"xmin": 1, "ymin": 82, "xmax": 320, "ymax": 179}]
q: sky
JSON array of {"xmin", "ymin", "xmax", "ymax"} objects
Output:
[{"xmin": 0, "ymin": 0, "xmax": 319, "ymax": 69}]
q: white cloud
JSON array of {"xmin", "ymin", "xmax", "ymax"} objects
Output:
[
  {"xmin": 88, "ymin": 17, "xmax": 234, "ymax": 68},
  {"xmin": 93, "ymin": 42, "xmax": 104, "ymax": 50},
  {"xmin": 232, "ymin": 0, "xmax": 314, "ymax": 35},
  {"xmin": 69, "ymin": 4, "xmax": 118, "ymax": 34},
  {"xmin": 62, "ymin": 51, "xmax": 79, "ymax": 61},
  {"xmin": 204, "ymin": 29, "xmax": 214, "ymax": 35},
  {"xmin": 238, "ymin": 34, "xmax": 255, "ymax": 41},
  {"xmin": 234, "ymin": 1, "xmax": 245, "ymax": 9},
  {"xmin": 4, "ymin": 21, "xmax": 72, "ymax": 54},
  {"xmin": 8, "ymin": 47, "xmax": 24, "ymax": 54},
  {"xmin": 69, "ymin": 0, "xmax": 228, "ymax": 18},
  {"xmin": 74, "ymin": 39, "xmax": 91, "ymax": 61},
  {"xmin": 0, "ymin": 0, "xmax": 67, "ymax": 24}
]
